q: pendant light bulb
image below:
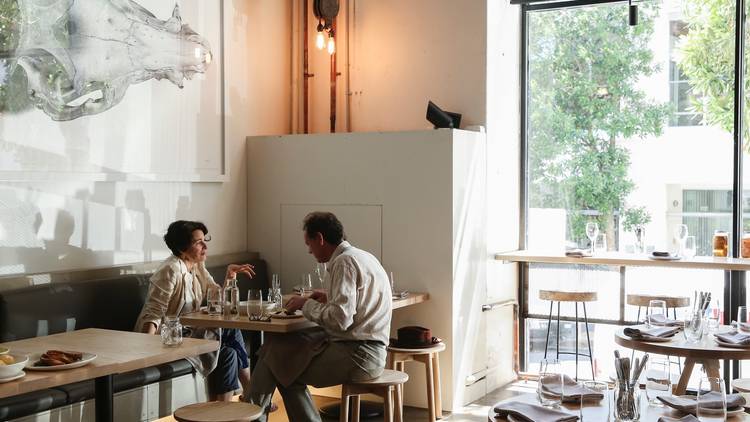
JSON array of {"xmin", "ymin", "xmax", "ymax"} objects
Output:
[
  {"xmin": 327, "ymin": 36, "xmax": 336, "ymax": 55},
  {"xmin": 316, "ymin": 31, "xmax": 325, "ymax": 50}
]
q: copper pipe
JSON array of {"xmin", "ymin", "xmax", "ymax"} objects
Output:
[
  {"xmin": 330, "ymin": 17, "xmax": 337, "ymax": 133},
  {"xmin": 302, "ymin": 0, "xmax": 310, "ymax": 133}
]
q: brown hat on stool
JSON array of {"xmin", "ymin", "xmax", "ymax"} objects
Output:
[{"xmin": 389, "ymin": 326, "xmax": 442, "ymax": 349}]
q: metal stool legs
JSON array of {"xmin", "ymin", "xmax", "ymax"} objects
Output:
[{"xmin": 542, "ymin": 300, "xmax": 594, "ymax": 380}]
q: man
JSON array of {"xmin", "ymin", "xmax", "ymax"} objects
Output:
[{"xmin": 248, "ymin": 211, "xmax": 392, "ymax": 421}]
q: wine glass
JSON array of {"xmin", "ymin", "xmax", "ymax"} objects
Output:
[
  {"xmin": 313, "ymin": 263, "xmax": 327, "ymax": 288},
  {"xmin": 645, "ymin": 357, "xmax": 671, "ymax": 405},
  {"xmin": 585, "ymin": 222, "xmax": 599, "ymax": 254},
  {"xmin": 647, "ymin": 299, "xmax": 667, "ymax": 327},
  {"xmin": 674, "ymin": 224, "xmax": 688, "ymax": 256},
  {"xmin": 537, "ymin": 358, "xmax": 562, "ymax": 407},
  {"xmin": 697, "ymin": 377, "xmax": 726, "ymax": 422}
]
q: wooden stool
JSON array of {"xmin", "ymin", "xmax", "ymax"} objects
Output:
[
  {"xmin": 539, "ymin": 290, "xmax": 597, "ymax": 380},
  {"xmin": 340, "ymin": 369, "xmax": 409, "ymax": 422},
  {"xmin": 626, "ymin": 294, "xmax": 690, "ymax": 370},
  {"xmin": 387, "ymin": 342, "xmax": 445, "ymax": 421},
  {"xmin": 173, "ymin": 401, "xmax": 263, "ymax": 422}
]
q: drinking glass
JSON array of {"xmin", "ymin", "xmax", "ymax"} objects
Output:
[
  {"xmin": 647, "ymin": 299, "xmax": 667, "ymax": 327},
  {"xmin": 684, "ymin": 311, "xmax": 704, "ymax": 342},
  {"xmin": 595, "ymin": 234, "xmax": 607, "ymax": 253},
  {"xmin": 300, "ymin": 274, "xmax": 312, "ymax": 295},
  {"xmin": 206, "ymin": 286, "xmax": 222, "ymax": 315},
  {"xmin": 585, "ymin": 222, "xmax": 599, "ymax": 254},
  {"xmin": 313, "ymin": 263, "xmax": 327, "ymax": 288},
  {"xmin": 738, "ymin": 305, "xmax": 750, "ymax": 332},
  {"xmin": 537, "ymin": 358, "xmax": 562, "ymax": 407},
  {"xmin": 582, "ymin": 381, "xmax": 609, "ymax": 421},
  {"xmin": 645, "ymin": 357, "xmax": 671, "ymax": 405},
  {"xmin": 271, "ymin": 273, "xmax": 281, "ymax": 291},
  {"xmin": 684, "ymin": 236, "xmax": 697, "ymax": 258},
  {"xmin": 247, "ymin": 289, "xmax": 263, "ymax": 317},
  {"xmin": 707, "ymin": 299, "xmax": 721, "ymax": 333},
  {"xmin": 160, "ymin": 316, "xmax": 183, "ymax": 347},
  {"xmin": 697, "ymin": 377, "xmax": 726, "ymax": 422},
  {"xmin": 389, "ymin": 271, "xmax": 396, "ymax": 292},
  {"xmin": 674, "ymin": 224, "xmax": 688, "ymax": 256},
  {"xmin": 613, "ymin": 380, "xmax": 640, "ymax": 421}
]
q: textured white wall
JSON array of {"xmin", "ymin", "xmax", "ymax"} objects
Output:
[{"xmin": 0, "ymin": 0, "xmax": 292, "ymax": 277}]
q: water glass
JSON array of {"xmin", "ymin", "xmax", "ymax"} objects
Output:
[
  {"xmin": 645, "ymin": 357, "xmax": 671, "ymax": 405},
  {"xmin": 706, "ymin": 300, "xmax": 721, "ymax": 333},
  {"xmin": 271, "ymin": 273, "xmax": 280, "ymax": 291},
  {"xmin": 647, "ymin": 299, "xmax": 667, "ymax": 327},
  {"xmin": 697, "ymin": 377, "xmax": 726, "ymax": 422},
  {"xmin": 684, "ymin": 235, "xmax": 697, "ymax": 258},
  {"xmin": 738, "ymin": 306, "xmax": 750, "ymax": 332},
  {"xmin": 537, "ymin": 358, "xmax": 562, "ymax": 407},
  {"xmin": 582, "ymin": 381, "xmax": 609, "ymax": 421},
  {"xmin": 206, "ymin": 286, "xmax": 222, "ymax": 315},
  {"xmin": 160, "ymin": 316, "xmax": 183, "ymax": 347},
  {"xmin": 389, "ymin": 271, "xmax": 396, "ymax": 292},
  {"xmin": 684, "ymin": 311, "xmax": 704, "ymax": 342},
  {"xmin": 300, "ymin": 274, "xmax": 313, "ymax": 295},
  {"xmin": 595, "ymin": 233, "xmax": 607, "ymax": 253},
  {"xmin": 247, "ymin": 289, "xmax": 263, "ymax": 317}
]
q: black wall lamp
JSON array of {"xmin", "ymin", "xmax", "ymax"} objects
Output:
[{"xmin": 313, "ymin": 0, "xmax": 340, "ymax": 54}]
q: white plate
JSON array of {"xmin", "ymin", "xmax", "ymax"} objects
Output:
[
  {"xmin": 0, "ymin": 371, "xmax": 25, "ymax": 383},
  {"xmin": 26, "ymin": 352, "xmax": 97, "ymax": 371},
  {"xmin": 715, "ymin": 339, "xmax": 750, "ymax": 349},
  {"xmin": 648, "ymin": 255, "xmax": 682, "ymax": 261}
]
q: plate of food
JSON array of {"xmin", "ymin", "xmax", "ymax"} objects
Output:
[
  {"xmin": 270, "ymin": 310, "xmax": 303, "ymax": 319},
  {"xmin": 0, "ymin": 353, "xmax": 28, "ymax": 379},
  {"xmin": 27, "ymin": 350, "xmax": 97, "ymax": 371}
]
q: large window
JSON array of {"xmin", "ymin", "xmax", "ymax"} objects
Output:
[{"xmin": 522, "ymin": 0, "xmax": 744, "ymax": 385}]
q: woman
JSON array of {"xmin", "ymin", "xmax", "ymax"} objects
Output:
[{"xmin": 134, "ymin": 220, "xmax": 254, "ymax": 401}]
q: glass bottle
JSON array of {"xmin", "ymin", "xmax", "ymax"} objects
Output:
[{"xmin": 223, "ymin": 278, "xmax": 240, "ymax": 319}]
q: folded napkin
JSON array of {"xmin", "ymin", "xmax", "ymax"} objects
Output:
[
  {"xmin": 565, "ymin": 249, "xmax": 591, "ymax": 258},
  {"xmin": 493, "ymin": 401, "xmax": 578, "ymax": 422},
  {"xmin": 715, "ymin": 331, "xmax": 750, "ymax": 345},
  {"xmin": 648, "ymin": 314, "xmax": 682, "ymax": 327},
  {"xmin": 623, "ymin": 326, "xmax": 679, "ymax": 341},
  {"xmin": 657, "ymin": 392, "xmax": 746, "ymax": 413},
  {"xmin": 540, "ymin": 375, "xmax": 604, "ymax": 403},
  {"xmin": 657, "ymin": 416, "xmax": 699, "ymax": 422}
]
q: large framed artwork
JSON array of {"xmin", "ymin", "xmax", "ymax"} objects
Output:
[{"xmin": 0, "ymin": 0, "xmax": 227, "ymax": 182}]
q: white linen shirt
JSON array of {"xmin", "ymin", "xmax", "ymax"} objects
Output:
[{"xmin": 302, "ymin": 241, "xmax": 392, "ymax": 344}]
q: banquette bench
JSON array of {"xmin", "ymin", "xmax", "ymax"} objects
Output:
[{"xmin": 0, "ymin": 256, "xmax": 268, "ymax": 421}]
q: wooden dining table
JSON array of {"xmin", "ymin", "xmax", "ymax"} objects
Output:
[
  {"xmin": 487, "ymin": 388, "xmax": 750, "ymax": 421},
  {"xmin": 0, "ymin": 328, "xmax": 219, "ymax": 422},
  {"xmin": 615, "ymin": 325, "xmax": 750, "ymax": 395}
]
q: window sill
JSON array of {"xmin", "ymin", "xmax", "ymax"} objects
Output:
[{"xmin": 494, "ymin": 250, "xmax": 750, "ymax": 271}]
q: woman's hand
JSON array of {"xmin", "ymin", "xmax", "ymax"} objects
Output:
[
  {"xmin": 226, "ymin": 263, "xmax": 255, "ymax": 281},
  {"xmin": 284, "ymin": 295, "xmax": 308, "ymax": 312}
]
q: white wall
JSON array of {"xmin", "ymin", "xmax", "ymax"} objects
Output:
[
  {"xmin": 246, "ymin": 129, "xmax": 487, "ymax": 410},
  {"xmin": 0, "ymin": 0, "xmax": 292, "ymax": 277}
]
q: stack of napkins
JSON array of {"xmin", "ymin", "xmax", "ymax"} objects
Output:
[
  {"xmin": 623, "ymin": 326, "xmax": 679, "ymax": 341},
  {"xmin": 647, "ymin": 314, "xmax": 682, "ymax": 327},
  {"xmin": 657, "ymin": 392, "xmax": 746, "ymax": 413},
  {"xmin": 715, "ymin": 331, "xmax": 750, "ymax": 345},
  {"xmin": 540, "ymin": 375, "xmax": 604, "ymax": 403}
]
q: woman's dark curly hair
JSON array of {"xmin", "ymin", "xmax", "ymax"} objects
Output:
[{"xmin": 164, "ymin": 220, "xmax": 208, "ymax": 256}]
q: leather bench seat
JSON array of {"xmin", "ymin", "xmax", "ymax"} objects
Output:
[{"xmin": 0, "ymin": 258, "xmax": 267, "ymax": 420}]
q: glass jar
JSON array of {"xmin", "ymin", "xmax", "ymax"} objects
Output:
[
  {"xmin": 160, "ymin": 316, "xmax": 183, "ymax": 347},
  {"xmin": 713, "ymin": 230, "xmax": 729, "ymax": 257},
  {"xmin": 614, "ymin": 380, "xmax": 641, "ymax": 421},
  {"xmin": 742, "ymin": 232, "xmax": 750, "ymax": 258}
]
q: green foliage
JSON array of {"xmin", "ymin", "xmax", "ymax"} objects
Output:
[
  {"xmin": 0, "ymin": 0, "xmax": 20, "ymax": 112},
  {"xmin": 528, "ymin": 4, "xmax": 670, "ymax": 245},
  {"xmin": 678, "ymin": 0, "xmax": 741, "ymax": 143},
  {"xmin": 622, "ymin": 206, "xmax": 652, "ymax": 232}
]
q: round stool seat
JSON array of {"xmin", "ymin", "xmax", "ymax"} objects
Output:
[
  {"xmin": 539, "ymin": 290, "xmax": 597, "ymax": 302},
  {"xmin": 626, "ymin": 294, "xmax": 690, "ymax": 308},
  {"xmin": 387, "ymin": 342, "xmax": 446, "ymax": 354},
  {"xmin": 348, "ymin": 369, "xmax": 409, "ymax": 386},
  {"xmin": 174, "ymin": 402, "xmax": 263, "ymax": 422},
  {"xmin": 732, "ymin": 378, "xmax": 750, "ymax": 393}
]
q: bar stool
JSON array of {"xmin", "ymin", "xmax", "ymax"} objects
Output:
[
  {"xmin": 387, "ymin": 342, "xmax": 445, "ymax": 421},
  {"xmin": 340, "ymin": 369, "xmax": 409, "ymax": 422},
  {"xmin": 626, "ymin": 294, "xmax": 690, "ymax": 370},
  {"xmin": 540, "ymin": 290, "xmax": 597, "ymax": 380},
  {"xmin": 173, "ymin": 401, "xmax": 263, "ymax": 422}
]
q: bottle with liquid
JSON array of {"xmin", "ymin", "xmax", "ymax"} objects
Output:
[
  {"xmin": 713, "ymin": 230, "xmax": 729, "ymax": 257},
  {"xmin": 223, "ymin": 277, "xmax": 240, "ymax": 319}
]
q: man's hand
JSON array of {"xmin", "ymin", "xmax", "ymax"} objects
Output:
[
  {"xmin": 284, "ymin": 295, "xmax": 308, "ymax": 313},
  {"xmin": 226, "ymin": 263, "xmax": 255, "ymax": 281},
  {"xmin": 309, "ymin": 290, "xmax": 328, "ymax": 304}
]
